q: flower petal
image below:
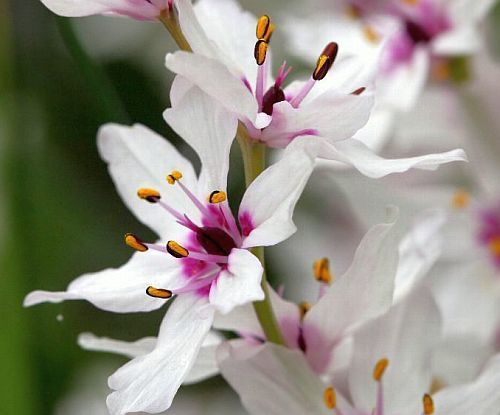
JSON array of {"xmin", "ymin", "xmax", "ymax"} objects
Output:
[
  {"xmin": 164, "ymin": 86, "xmax": 238, "ymax": 194},
  {"xmin": 314, "ymin": 137, "xmax": 467, "ymax": 178},
  {"xmin": 165, "ymin": 51, "xmax": 258, "ymax": 124},
  {"xmin": 107, "ymin": 295, "xmax": 214, "ymax": 415},
  {"xmin": 219, "ymin": 343, "xmax": 353, "ymax": 415},
  {"xmin": 97, "ymin": 123, "xmax": 198, "ymax": 238},
  {"xmin": 24, "ymin": 251, "xmax": 179, "ymax": 313},
  {"xmin": 302, "ymin": 212, "xmax": 399, "ymax": 373},
  {"xmin": 183, "ymin": 331, "xmax": 225, "ymax": 384},
  {"xmin": 433, "ymin": 354, "xmax": 500, "ymax": 415},
  {"xmin": 209, "ymin": 248, "xmax": 264, "ymax": 315},
  {"xmin": 40, "ymin": 0, "xmax": 160, "ymax": 19},
  {"xmin": 348, "ymin": 287, "xmax": 441, "ymax": 414},
  {"xmin": 239, "ymin": 143, "xmax": 316, "ymax": 248}
]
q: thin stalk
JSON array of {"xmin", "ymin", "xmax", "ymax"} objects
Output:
[
  {"xmin": 159, "ymin": 15, "xmax": 285, "ymax": 345},
  {"xmin": 55, "ymin": 16, "xmax": 130, "ymax": 123}
]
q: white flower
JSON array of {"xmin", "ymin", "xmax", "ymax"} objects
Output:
[
  {"xmin": 38, "ymin": 0, "xmax": 175, "ymax": 20},
  {"xmin": 165, "ymin": 0, "xmax": 466, "ymax": 178},
  {"xmin": 218, "ymin": 285, "xmax": 500, "ymax": 415},
  {"xmin": 24, "ymin": 87, "xmax": 317, "ymax": 414}
]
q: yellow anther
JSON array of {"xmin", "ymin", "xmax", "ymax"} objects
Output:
[
  {"xmin": 313, "ymin": 42, "xmax": 339, "ymax": 81},
  {"xmin": 363, "ymin": 25, "xmax": 380, "ymax": 43},
  {"xmin": 299, "ymin": 301, "xmax": 311, "ymax": 319},
  {"xmin": 489, "ymin": 237, "xmax": 500, "ymax": 257},
  {"xmin": 432, "ymin": 60, "xmax": 450, "ymax": 82},
  {"xmin": 166, "ymin": 240, "xmax": 189, "ymax": 258},
  {"xmin": 254, "ymin": 39, "xmax": 269, "ymax": 66},
  {"xmin": 402, "ymin": 0, "xmax": 420, "ymax": 5},
  {"xmin": 263, "ymin": 23, "xmax": 275, "ymax": 43},
  {"xmin": 313, "ymin": 258, "xmax": 333, "ymax": 284},
  {"xmin": 423, "ymin": 393, "xmax": 434, "ymax": 414},
  {"xmin": 451, "ymin": 189, "xmax": 470, "ymax": 209},
  {"xmin": 208, "ymin": 190, "xmax": 227, "ymax": 204},
  {"xmin": 166, "ymin": 170, "xmax": 183, "ymax": 185},
  {"xmin": 137, "ymin": 188, "xmax": 161, "ymax": 203},
  {"xmin": 256, "ymin": 15, "xmax": 271, "ymax": 39},
  {"xmin": 324, "ymin": 387, "xmax": 336, "ymax": 409},
  {"xmin": 146, "ymin": 286, "xmax": 173, "ymax": 299},
  {"xmin": 124, "ymin": 233, "xmax": 148, "ymax": 252},
  {"xmin": 373, "ymin": 358, "xmax": 389, "ymax": 381},
  {"xmin": 346, "ymin": 4, "xmax": 361, "ymax": 19}
]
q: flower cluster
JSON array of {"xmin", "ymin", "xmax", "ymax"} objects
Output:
[{"xmin": 24, "ymin": 0, "xmax": 500, "ymax": 414}]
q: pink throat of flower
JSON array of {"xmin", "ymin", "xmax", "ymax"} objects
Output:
[{"xmin": 477, "ymin": 203, "xmax": 500, "ymax": 270}]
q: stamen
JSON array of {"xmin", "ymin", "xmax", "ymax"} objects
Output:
[
  {"xmin": 146, "ymin": 286, "xmax": 173, "ymax": 299},
  {"xmin": 373, "ymin": 358, "xmax": 389, "ymax": 381},
  {"xmin": 299, "ymin": 301, "xmax": 311, "ymax": 319},
  {"xmin": 254, "ymin": 39, "xmax": 269, "ymax": 66},
  {"xmin": 208, "ymin": 190, "xmax": 227, "ymax": 204},
  {"xmin": 324, "ymin": 387, "xmax": 336, "ymax": 409},
  {"xmin": 351, "ymin": 87, "xmax": 366, "ymax": 95},
  {"xmin": 313, "ymin": 42, "xmax": 339, "ymax": 81},
  {"xmin": 422, "ymin": 394, "xmax": 434, "ymax": 414},
  {"xmin": 166, "ymin": 170, "xmax": 183, "ymax": 185},
  {"xmin": 137, "ymin": 188, "xmax": 161, "ymax": 203},
  {"xmin": 363, "ymin": 26, "xmax": 380, "ymax": 43},
  {"xmin": 256, "ymin": 15, "xmax": 271, "ymax": 39},
  {"xmin": 489, "ymin": 236, "xmax": 500, "ymax": 257},
  {"xmin": 166, "ymin": 240, "xmax": 189, "ymax": 258},
  {"xmin": 313, "ymin": 258, "xmax": 333, "ymax": 284},
  {"xmin": 124, "ymin": 233, "xmax": 148, "ymax": 252},
  {"xmin": 451, "ymin": 189, "xmax": 470, "ymax": 209}
]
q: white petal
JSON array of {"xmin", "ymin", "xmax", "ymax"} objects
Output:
[
  {"xmin": 302, "ymin": 213, "xmax": 399, "ymax": 373},
  {"xmin": 24, "ymin": 251, "xmax": 179, "ymax": 313},
  {"xmin": 165, "ymin": 52, "xmax": 258, "ymax": 124},
  {"xmin": 434, "ymin": 354, "xmax": 500, "ymax": 415},
  {"xmin": 164, "ymin": 86, "xmax": 238, "ymax": 194},
  {"xmin": 432, "ymin": 26, "xmax": 480, "ymax": 56},
  {"xmin": 348, "ymin": 288, "xmax": 441, "ymax": 414},
  {"xmin": 209, "ymin": 248, "xmax": 264, "ymax": 315},
  {"xmin": 40, "ymin": 0, "xmax": 160, "ymax": 18},
  {"xmin": 393, "ymin": 208, "xmax": 446, "ymax": 302},
  {"xmin": 183, "ymin": 331, "xmax": 225, "ymax": 384},
  {"xmin": 315, "ymin": 137, "xmax": 467, "ymax": 178},
  {"xmin": 261, "ymin": 92, "xmax": 374, "ymax": 148},
  {"xmin": 239, "ymin": 143, "xmax": 316, "ymax": 248},
  {"xmin": 97, "ymin": 123, "xmax": 198, "ymax": 238},
  {"xmin": 219, "ymin": 343, "xmax": 353, "ymax": 415},
  {"xmin": 78, "ymin": 332, "xmax": 156, "ymax": 358},
  {"xmin": 107, "ymin": 295, "xmax": 214, "ymax": 415}
]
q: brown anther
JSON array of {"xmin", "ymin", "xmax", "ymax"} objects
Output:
[
  {"xmin": 137, "ymin": 188, "xmax": 161, "ymax": 203},
  {"xmin": 254, "ymin": 39, "xmax": 269, "ymax": 66},
  {"xmin": 423, "ymin": 393, "xmax": 434, "ymax": 414},
  {"xmin": 347, "ymin": 4, "xmax": 362, "ymax": 19},
  {"xmin": 324, "ymin": 387, "xmax": 336, "ymax": 409},
  {"xmin": 146, "ymin": 286, "xmax": 173, "ymax": 299},
  {"xmin": 124, "ymin": 233, "xmax": 148, "ymax": 252},
  {"xmin": 299, "ymin": 301, "xmax": 311, "ymax": 319},
  {"xmin": 313, "ymin": 42, "xmax": 339, "ymax": 81},
  {"xmin": 166, "ymin": 170, "xmax": 183, "ymax": 185},
  {"xmin": 373, "ymin": 358, "xmax": 389, "ymax": 381},
  {"xmin": 208, "ymin": 190, "xmax": 227, "ymax": 204},
  {"xmin": 166, "ymin": 240, "xmax": 189, "ymax": 258},
  {"xmin": 313, "ymin": 258, "xmax": 333, "ymax": 284},
  {"xmin": 351, "ymin": 87, "xmax": 366, "ymax": 96}
]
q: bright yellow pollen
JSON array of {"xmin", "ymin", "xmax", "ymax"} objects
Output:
[
  {"xmin": 166, "ymin": 170, "xmax": 183, "ymax": 185},
  {"xmin": 146, "ymin": 286, "xmax": 173, "ymax": 299},
  {"xmin": 423, "ymin": 393, "xmax": 434, "ymax": 414},
  {"xmin": 208, "ymin": 190, "xmax": 227, "ymax": 204},
  {"xmin": 451, "ymin": 189, "xmax": 470, "ymax": 209},
  {"xmin": 489, "ymin": 237, "xmax": 500, "ymax": 257},
  {"xmin": 263, "ymin": 23, "xmax": 275, "ymax": 43},
  {"xmin": 299, "ymin": 301, "xmax": 311, "ymax": 319},
  {"xmin": 254, "ymin": 39, "xmax": 269, "ymax": 66},
  {"xmin": 363, "ymin": 26, "xmax": 380, "ymax": 43},
  {"xmin": 137, "ymin": 188, "xmax": 161, "ymax": 202},
  {"xmin": 314, "ymin": 55, "xmax": 329, "ymax": 78},
  {"xmin": 313, "ymin": 258, "xmax": 333, "ymax": 284},
  {"xmin": 166, "ymin": 240, "xmax": 189, "ymax": 258},
  {"xmin": 373, "ymin": 358, "xmax": 389, "ymax": 381},
  {"xmin": 124, "ymin": 233, "xmax": 148, "ymax": 252},
  {"xmin": 324, "ymin": 387, "xmax": 336, "ymax": 409},
  {"xmin": 256, "ymin": 15, "xmax": 271, "ymax": 39}
]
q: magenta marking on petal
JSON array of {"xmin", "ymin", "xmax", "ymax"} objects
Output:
[
  {"xmin": 303, "ymin": 323, "xmax": 334, "ymax": 374},
  {"xmin": 476, "ymin": 202, "xmax": 500, "ymax": 271},
  {"xmin": 239, "ymin": 211, "xmax": 255, "ymax": 237},
  {"xmin": 241, "ymin": 76, "xmax": 253, "ymax": 94},
  {"xmin": 279, "ymin": 316, "xmax": 301, "ymax": 350}
]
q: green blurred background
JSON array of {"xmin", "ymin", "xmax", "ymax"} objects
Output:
[{"xmin": 2, "ymin": 1, "xmax": 500, "ymax": 413}]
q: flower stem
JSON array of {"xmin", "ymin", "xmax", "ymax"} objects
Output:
[
  {"xmin": 236, "ymin": 124, "xmax": 285, "ymax": 345},
  {"xmin": 159, "ymin": 14, "xmax": 285, "ymax": 345}
]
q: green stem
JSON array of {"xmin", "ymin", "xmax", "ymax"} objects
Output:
[
  {"xmin": 159, "ymin": 14, "xmax": 285, "ymax": 345},
  {"xmin": 55, "ymin": 16, "xmax": 130, "ymax": 123}
]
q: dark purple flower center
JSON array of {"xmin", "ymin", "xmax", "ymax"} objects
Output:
[
  {"xmin": 262, "ymin": 84, "xmax": 286, "ymax": 115},
  {"xmin": 196, "ymin": 226, "xmax": 237, "ymax": 256},
  {"xmin": 405, "ymin": 19, "xmax": 432, "ymax": 44}
]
